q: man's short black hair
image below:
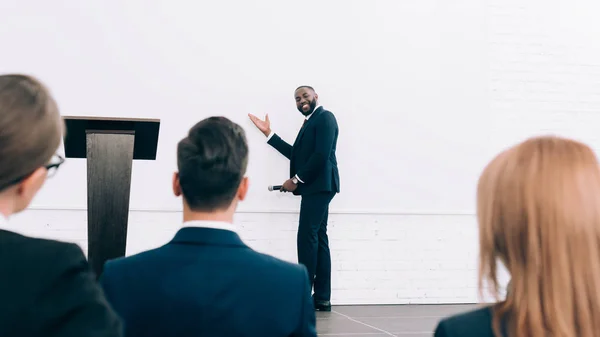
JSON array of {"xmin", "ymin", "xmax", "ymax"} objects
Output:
[
  {"xmin": 295, "ymin": 85, "xmax": 315, "ymax": 92},
  {"xmin": 177, "ymin": 117, "xmax": 248, "ymax": 211}
]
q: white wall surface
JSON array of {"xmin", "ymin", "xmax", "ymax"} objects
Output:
[
  {"xmin": 0, "ymin": 0, "xmax": 491, "ymax": 214},
  {"xmin": 1, "ymin": 0, "xmax": 599, "ymax": 304}
]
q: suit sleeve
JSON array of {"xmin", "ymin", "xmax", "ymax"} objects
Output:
[
  {"xmin": 34, "ymin": 243, "xmax": 123, "ymax": 337},
  {"xmin": 295, "ymin": 112, "xmax": 336, "ymax": 184},
  {"xmin": 293, "ymin": 266, "xmax": 317, "ymax": 337},
  {"xmin": 267, "ymin": 133, "xmax": 293, "ymax": 160}
]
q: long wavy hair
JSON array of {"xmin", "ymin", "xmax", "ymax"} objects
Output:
[{"xmin": 477, "ymin": 135, "xmax": 600, "ymax": 337}]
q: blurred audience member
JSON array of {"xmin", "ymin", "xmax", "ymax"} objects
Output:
[
  {"xmin": 435, "ymin": 135, "xmax": 600, "ymax": 337},
  {"xmin": 100, "ymin": 117, "xmax": 317, "ymax": 337},
  {"xmin": 0, "ymin": 74, "xmax": 123, "ymax": 336}
]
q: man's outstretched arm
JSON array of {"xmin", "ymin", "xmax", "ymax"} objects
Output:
[
  {"xmin": 249, "ymin": 113, "xmax": 293, "ymax": 160},
  {"xmin": 267, "ymin": 131, "xmax": 293, "ymax": 160}
]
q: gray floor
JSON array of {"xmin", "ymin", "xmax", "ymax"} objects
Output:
[{"xmin": 316, "ymin": 304, "xmax": 480, "ymax": 336}]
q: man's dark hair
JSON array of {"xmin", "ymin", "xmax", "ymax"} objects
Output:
[
  {"xmin": 295, "ymin": 85, "xmax": 315, "ymax": 92},
  {"xmin": 177, "ymin": 117, "xmax": 248, "ymax": 211}
]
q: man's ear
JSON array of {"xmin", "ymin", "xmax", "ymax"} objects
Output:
[
  {"xmin": 172, "ymin": 172, "xmax": 182, "ymax": 197},
  {"xmin": 237, "ymin": 176, "xmax": 249, "ymax": 202},
  {"xmin": 314, "ymin": 92, "xmax": 319, "ymax": 101}
]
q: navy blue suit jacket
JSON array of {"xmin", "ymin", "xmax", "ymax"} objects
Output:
[
  {"xmin": 268, "ymin": 106, "xmax": 340, "ymax": 196},
  {"xmin": 99, "ymin": 227, "xmax": 317, "ymax": 337}
]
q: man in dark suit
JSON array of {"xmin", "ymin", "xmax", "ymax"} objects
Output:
[
  {"xmin": 0, "ymin": 74, "xmax": 123, "ymax": 337},
  {"xmin": 249, "ymin": 85, "xmax": 340, "ymax": 311},
  {"xmin": 99, "ymin": 117, "xmax": 317, "ymax": 337}
]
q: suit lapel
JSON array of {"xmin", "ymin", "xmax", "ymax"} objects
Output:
[{"xmin": 294, "ymin": 107, "xmax": 323, "ymax": 147}]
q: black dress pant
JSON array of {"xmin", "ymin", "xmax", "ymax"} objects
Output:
[{"xmin": 297, "ymin": 191, "xmax": 335, "ymax": 301}]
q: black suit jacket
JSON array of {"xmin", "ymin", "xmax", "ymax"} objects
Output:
[
  {"xmin": 268, "ymin": 106, "xmax": 340, "ymax": 196},
  {"xmin": 434, "ymin": 306, "xmax": 505, "ymax": 337},
  {"xmin": 0, "ymin": 229, "xmax": 123, "ymax": 337},
  {"xmin": 99, "ymin": 227, "xmax": 317, "ymax": 337}
]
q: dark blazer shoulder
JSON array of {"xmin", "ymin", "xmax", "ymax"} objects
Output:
[
  {"xmin": 0, "ymin": 229, "xmax": 87, "ymax": 294},
  {"xmin": 105, "ymin": 244, "xmax": 174, "ymax": 281},
  {"xmin": 253, "ymin": 249, "xmax": 308, "ymax": 274},
  {"xmin": 103, "ymin": 239, "xmax": 305, "ymax": 278},
  {"xmin": 0, "ymin": 230, "xmax": 123, "ymax": 337},
  {"xmin": 0, "ymin": 229, "xmax": 86, "ymax": 268},
  {"xmin": 311, "ymin": 109, "xmax": 338, "ymax": 134},
  {"xmin": 101, "ymin": 244, "xmax": 167, "ymax": 282},
  {"xmin": 434, "ymin": 306, "xmax": 496, "ymax": 337},
  {"xmin": 315, "ymin": 108, "xmax": 337, "ymax": 122}
]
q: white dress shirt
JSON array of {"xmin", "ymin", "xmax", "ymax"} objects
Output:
[
  {"xmin": 182, "ymin": 220, "xmax": 237, "ymax": 233},
  {"xmin": 266, "ymin": 105, "xmax": 322, "ymax": 184},
  {"xmin": 0, "ymin": 214, "xmax": 6, "ymax": 230}
]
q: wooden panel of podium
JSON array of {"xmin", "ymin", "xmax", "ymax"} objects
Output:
[{"xmin": 63, "ymin": 116, "xmax": 160, "ymax": 278}]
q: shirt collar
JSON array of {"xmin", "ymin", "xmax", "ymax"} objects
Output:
[
  {"xmin": 182, "ymin": 220, "xmax": 236, "ymax": 233},
  {"xmin": 305, "ymin": 105, "xmax": 321, "ymax": 120}
]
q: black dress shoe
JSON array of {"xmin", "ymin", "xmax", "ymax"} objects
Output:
[{"xmin": 313, "ymin": 300, "xmax": 331, "ymax": 312}]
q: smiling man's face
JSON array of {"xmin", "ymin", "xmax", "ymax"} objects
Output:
[{"xmin": 295, "ymin": 87, "xmax": 318, "ymax": 116}]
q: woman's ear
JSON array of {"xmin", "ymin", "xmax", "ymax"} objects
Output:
[{"xmin": 14, "ymin": 167, "xmax": 48, "ymax": 212}]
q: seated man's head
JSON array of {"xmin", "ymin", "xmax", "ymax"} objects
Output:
[
  {"xmin": 173, "ymin": 117, "xmax": 249, "ymax": 220},
  {"xmin": 0, "ymin": 74, "xmax": 64, "ymax": 217}
]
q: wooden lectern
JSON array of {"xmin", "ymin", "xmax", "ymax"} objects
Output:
[{"xmin": 63, "ymin": 116, "xmax": 160, "ymax": 278}]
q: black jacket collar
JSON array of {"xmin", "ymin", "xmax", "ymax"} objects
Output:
[{"xmin": 169, "ymin": 227, "xmax": 247, "ymax": 247}]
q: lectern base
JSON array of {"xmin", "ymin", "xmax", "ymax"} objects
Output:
[{"xmin": 86, "ymin": 131, "xmax": 134, "ymax": 278}]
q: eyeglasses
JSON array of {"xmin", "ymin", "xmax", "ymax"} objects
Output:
[
  {"xmin": 45, "ymin": 154, "xmax": 65, "ymax": 178},
  {"xmin": 0, "ymin": 154, "xmax": 65, "ymax": 192}
]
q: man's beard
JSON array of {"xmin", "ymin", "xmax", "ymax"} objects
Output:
[{"xmin": 298, "ymin": 99, "xmax": 317, "ymax": 116}]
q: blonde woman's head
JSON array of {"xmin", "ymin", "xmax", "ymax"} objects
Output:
[
  {"xmin": 477, "ymin": 135, "xmax": 600, "ymax": 336},
  {"xmin": 0, "ymin": 74, "xmax": 64, "ymax": 216}
]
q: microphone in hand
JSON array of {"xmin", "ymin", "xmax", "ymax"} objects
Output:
[{"xmin": 270, "ymin": 178, "xmax": 298, "ymax": 193}]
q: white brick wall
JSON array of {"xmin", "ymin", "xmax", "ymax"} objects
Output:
[
  {"xmin": 4, "ymin": 209, "xmax": 495, "ymax": 305},
  {"xmin": 487, "ymin": 0, "xmax": 600, "ymax": 154}
]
